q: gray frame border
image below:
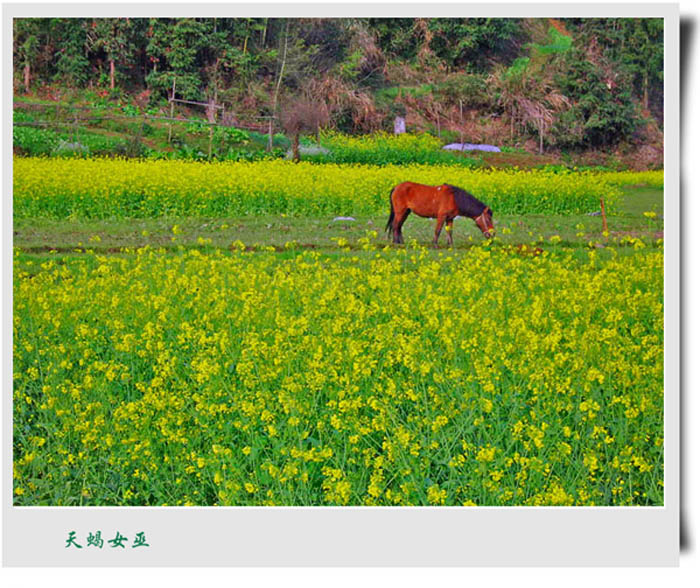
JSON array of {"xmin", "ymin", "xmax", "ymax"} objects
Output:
[{"xmin": 2, "ymin": 3, "xmax": 680, "ymax": 567}]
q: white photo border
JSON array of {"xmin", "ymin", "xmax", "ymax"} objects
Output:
[{"xmin": 2, "ymin": 2, "xmax": 680, "ymax": 567}]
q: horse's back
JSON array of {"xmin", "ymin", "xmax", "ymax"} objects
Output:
[
  {"xmin": 392, "ymin": 181, "xmax": 437, "ymax": 202},
  {"xmin": 392, "ymin": 181, "xmax": 454, "ymax": 218},
  {"xmin": 393, "ymin": 181, "xmax": 425, "ymax": 194}
]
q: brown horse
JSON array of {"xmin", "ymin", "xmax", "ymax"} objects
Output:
[{"xmin": 385, "ymin": 182, "xmax": 495, "ymax": 246}]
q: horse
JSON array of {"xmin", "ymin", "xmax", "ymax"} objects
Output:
[{"xmin": 385, "ymin": 182, "xmax": 495, "ymax": 247}]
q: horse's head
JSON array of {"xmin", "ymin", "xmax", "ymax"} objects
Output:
[
  {"xmin": 475, "ymin": 207, "xmax": 495, "ymax": 239},
  {"xmin": 449, "ymin": 186, "xmax": 495, "ymax": 239}
]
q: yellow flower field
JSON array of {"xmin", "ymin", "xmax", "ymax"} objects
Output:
[
  {"xmin": 13, "ymin": 156, "xmax": 623, "ymax": 219},
  {"xmin": 13, "ymin": 242, "xmax": 664, "ymax": 506}
]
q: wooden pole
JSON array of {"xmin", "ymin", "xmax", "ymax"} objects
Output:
[
  {"xmin": 600, "ymin": 198, "xmax": 608, "ymax": 234},
  {"xmin": 269, "ymin": 20, "xmax": 289, "ymax": 152},
  {"xmin": 268, "ymin": 117, "xmax": 273, "ymax": 152},
  {"xmin": 168, "ymin": 77, "xmax": 176, "ymax": 143}
]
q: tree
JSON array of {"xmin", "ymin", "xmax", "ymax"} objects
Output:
[
  {"xmin": 268, "ymin": 19, "xmax": 289, "ymax": 151},
  {"xmin": 145, "ymin": 18, "xmax": 208, "ymax": 100},
  {"xmin": 215, "ymin": 18, "xmax": 269, "ymax": 88},
  {"xmin": 86, "ymin": 18, "xmax": 134, "ymax": 89},
  {"xmin": 281, "ymin": 96, "xmax": 329, "ymax": 161},
  {"xmin": 490, "ymin": 25, "xmax": 572, "ymax": 152},
  {"xmin": 427, "ymin": 18, "xmax": 525, "ymax": 72},
  {"xmin": 367, "ymin": 18, "xmax": 422, "ymax": 62},
  {"xmin": 619, "ymin": 19, "xmax": 663, "ymax": 115},
  {"xmin": 265, "ymin": 19, "xmax": 322, "ymax": 148},
  {"xmin": 553, "ymin": 44, "xmax": 642, "ymax": 149},
  {"xmin": 566, "ymin": 18, "xmax": 663, "ymax": 123},
  {"xmin": 13, "ymin": 19, "xmax": 46, "ymax": 92},
  {"xmin": 50, "ymin": 18, "xmax": 91, "ymax": 86}
]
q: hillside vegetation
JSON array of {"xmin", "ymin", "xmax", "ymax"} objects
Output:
[{"xmin": 13, "ymin": 17, "xmax": 663, "ymax": 168}]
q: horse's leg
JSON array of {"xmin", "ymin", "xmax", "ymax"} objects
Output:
[
  {"xmin": 433, "ymin": 215, "xmax": 447, "ymax": 248},
  {"xmin": 392, "ymin": 206, "xmax": 402, "ymax": 243},
  {"xmin": 395, "ymin": 208, "xmax": 410, "ymax": 244},
  {"xmin": 392, "ymin": 207, "xmax": 403, "ymax": 243},
  {"xmin": 446, "ymin": 218, "xmax": 454, "ymax": 248}
]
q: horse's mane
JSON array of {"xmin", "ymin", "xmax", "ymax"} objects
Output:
[{"xmin": 448, "ymin": 185, "xmax": 487, "ymax": 217}]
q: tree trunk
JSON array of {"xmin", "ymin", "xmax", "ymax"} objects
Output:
[
  {"xmin": 24, "ymin": 63, "xmax": 30, "ymax": 93},
  {"xmin": 643, "ymin": 73, "xmax": 649, "ymax": 111},
  {"xmin": 110, "ymin": 59, "xmax": 115, "ymax": 90},
  {"xmin": 292, "ymin": 133, "xmax": 300, "ymax": 162},
  {"xmin": 269, "ymin": 20, "xmax": 289, "ymax": 152},
  {"xmin": 168, "ymin": 77, "xmax": 176, "ymax": 143}
]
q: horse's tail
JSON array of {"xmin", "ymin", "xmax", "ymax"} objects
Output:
[{"xmin": 385, "ymin": 186, "xmax": 396, "ymax": 235}]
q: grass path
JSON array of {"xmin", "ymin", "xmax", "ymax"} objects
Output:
[{"xmin": 13, "ymin": 187, "xmax": 663, "ymax": 259}]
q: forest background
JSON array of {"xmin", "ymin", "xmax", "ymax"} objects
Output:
[{"xmin": 12, "ymin": 17, "xmax": 664, "ymax": 169}]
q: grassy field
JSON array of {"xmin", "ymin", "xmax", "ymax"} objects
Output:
[
  {"xmin": 12, "ymin": 159, "xmax": 665, "ymax": 507},
  {"xmin": 13, "ymin": 186, "xmax": 662, "ymax": 258}
]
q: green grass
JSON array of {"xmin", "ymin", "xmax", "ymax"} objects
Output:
[
  {"xmin": 13, "ymin": 187, "xmax": 663, "ymax": 258},
  {"xmin": 617, "ymin": 186, "xmax": 664, "ymax": 217}
]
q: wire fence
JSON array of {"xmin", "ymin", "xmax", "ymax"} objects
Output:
[
  {"xmin": 13, "ymin": 100, "xmax": 286, "ymax": 158},
  {"xmin": 13, "ymin": 104, "xmax": 278, "ymax": 132}
]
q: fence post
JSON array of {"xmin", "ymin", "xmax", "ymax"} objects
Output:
[
  {"xmin": 267, "ymin": 117, "xmax": 273, "ymax": 152},
  {"xmin": 168, "ymin": 77, "xmax": 176, "ymax": 143},
  {"xmin": 600, "ymin": 198, "xmax": 609, "ymax": 234}
]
